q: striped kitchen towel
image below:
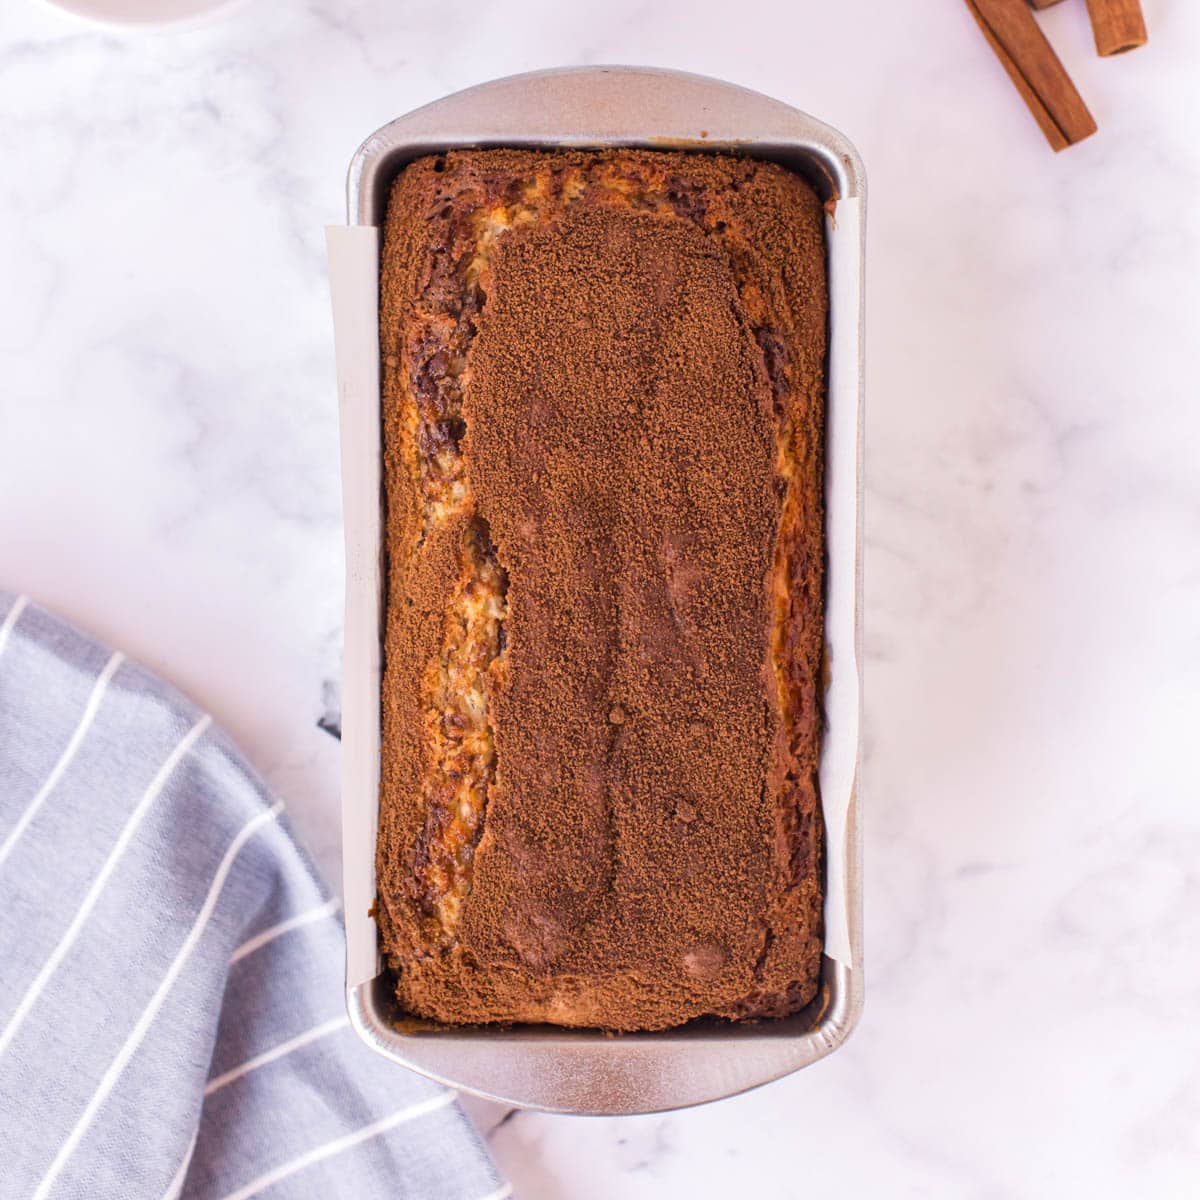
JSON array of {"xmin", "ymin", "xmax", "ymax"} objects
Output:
[{"xmin": 0, "ymin": 593, "xmax": 509, "ymax": 1200}]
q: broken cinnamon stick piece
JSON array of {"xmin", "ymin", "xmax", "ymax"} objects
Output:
[
  {"xmin": 965, "ymin": 0, "xmax": 1098, "ymax": 151},
  {"xmin": 1085, "ymin": 0, "xmax": 1147, "ymax": 56}
]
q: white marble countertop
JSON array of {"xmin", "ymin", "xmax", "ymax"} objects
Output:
[{"xmin": 2, "ymin": 0, "xmax": 1198, "ymax": 1195}]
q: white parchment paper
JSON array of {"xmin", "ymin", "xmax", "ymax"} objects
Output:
[
  {"xmin": 327, "ymin": 199, "xmax": 861, "ymax": 983},
  {"xmin": 326, "ymin": 225, "xmax": 382, "ymax": 989},
  {"xmin": 820, "ymin": 196, "xmax": 863, "ymax": 968}
]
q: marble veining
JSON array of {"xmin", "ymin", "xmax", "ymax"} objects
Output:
[{"xmin": 1, "ymin": 0, "xmax": 1198, "ymax": 1196}]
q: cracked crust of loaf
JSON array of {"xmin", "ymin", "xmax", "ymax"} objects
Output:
[{"xmin": 377, "ymin": 148, "xmax": 826, "ymax": 1032}]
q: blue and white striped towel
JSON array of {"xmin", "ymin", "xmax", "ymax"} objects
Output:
[{"xmin": 0, "ymin": 592, "xmax": 509, "ymax": 1200}]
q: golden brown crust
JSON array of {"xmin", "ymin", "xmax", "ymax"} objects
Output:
[{"xmin": 377, "ymin": 148, "xmax": 826, "ymax": 1031}]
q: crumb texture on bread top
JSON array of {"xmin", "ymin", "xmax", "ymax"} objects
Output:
[{"xmin": 377, "ymin": 148, "xmax": 827, "ymax": 1032}]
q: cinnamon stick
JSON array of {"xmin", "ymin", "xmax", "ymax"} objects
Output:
[
  {"xmin": 1028, "ymin": 1, "xmax": 1066, "ymax": 9},
  {"xmin": 1085, "ymin": 0, "xmax": 1147, "ymax": 55},
  {"xmin": 964, "ymin": 0, "xmax": 1098, "ymax": 151}
]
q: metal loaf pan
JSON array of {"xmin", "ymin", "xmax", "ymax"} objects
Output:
[{"xmin": 338, "ymin": 66, "xmax": 865, "ymax": 1115}]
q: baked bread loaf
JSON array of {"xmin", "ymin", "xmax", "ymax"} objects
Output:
[{"xmin": 376, "ymin": 148, "xmax": 827, "ymax": 1032}]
